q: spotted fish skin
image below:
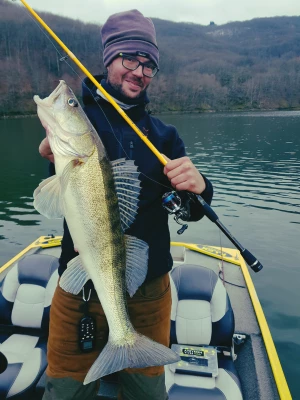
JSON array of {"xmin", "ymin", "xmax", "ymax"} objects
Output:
[{"xmin": 33, "ymin": 80, "xmax": 180, "ymax": 384}]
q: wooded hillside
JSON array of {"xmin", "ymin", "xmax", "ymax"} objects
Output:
[{"xmin": 1, "ymin": 0, "xmax": 300, "ymax": 115}]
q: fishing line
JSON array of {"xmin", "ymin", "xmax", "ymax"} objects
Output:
[
  {"xmin": 22, "ymin": 8, "xmax": 171, "ymax": 191},
  {"xmin": 218, "ymin": 232, "xmax": 245, "ymax": 288},
  {"xmin": 218, "ymin": 270, "xmax": 246, "ymax": 289},
  {"xmin": 218, "ymin": 230, "xmax": 225, "ymax": 286}
]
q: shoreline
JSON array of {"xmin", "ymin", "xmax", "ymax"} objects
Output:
[
  {"xmin": 1, "ymin": 107, "xmax": 300, "ymax": 120},
  {"xmin": 154, "ymin": 108, "xmax": 300, "ymax": 115}
]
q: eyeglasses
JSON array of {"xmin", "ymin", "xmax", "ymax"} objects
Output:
[{"xmin": 119, "ymin": 53, "xmax": 159, "ymax": 78}]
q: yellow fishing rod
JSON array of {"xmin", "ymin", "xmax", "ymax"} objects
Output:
[{"xmin": 18, "ymin": 0, "xmax": 264, "ymax": 274}]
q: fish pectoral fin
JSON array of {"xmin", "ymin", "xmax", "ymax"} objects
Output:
[
  {"xmin": 111, "ymin": 159, "xmax": 141, "ymax": 232},
  {"xmin": 60, "ymin": 159, "xmax": 77, "ymax": 193},
  {"xmin": 125, "ymin": 235, "xmax": 149, "ymax": 297},
  {"xmin": 59, "ymin": 255, "xmax": 90, "ymax": 294},
  {"xmin": 33, "ymin": 175, "xmax": 64, "ymax": 219}
]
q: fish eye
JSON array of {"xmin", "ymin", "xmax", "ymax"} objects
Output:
[{"xmin": 68, "ymin": 98, "xmax": 78, "ymax": 107}]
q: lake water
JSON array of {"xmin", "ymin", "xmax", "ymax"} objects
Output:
[{"xmin": 0, "ymin": 111, "xmax": 299, "ymax": 397}]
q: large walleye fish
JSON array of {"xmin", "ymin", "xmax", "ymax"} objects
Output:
[{"xmin": 33, "ymin": 80, "xmax": 179, "ymax": 384}]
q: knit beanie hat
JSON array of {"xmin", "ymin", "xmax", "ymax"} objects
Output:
[{"xmin": 101, "ymin": 9, "xmax": 159, "ymax": 68}]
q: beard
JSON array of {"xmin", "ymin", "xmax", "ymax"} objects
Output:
[
  {"xmin": 110, "ymin": 80, "xmax": 148, "ymax": 100},
  {"xmin": 107, "ymin": 70, "xmax": 149, "ymax": 101}
]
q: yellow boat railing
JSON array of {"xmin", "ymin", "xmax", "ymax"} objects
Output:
[{"xmin": 0, "ymin": 236, "xmax": 62, "ymax": 275}]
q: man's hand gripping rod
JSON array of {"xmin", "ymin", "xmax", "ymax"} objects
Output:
[{"xmin": 18, "ymin": 0, "xmax": 263, "ymax": 273}]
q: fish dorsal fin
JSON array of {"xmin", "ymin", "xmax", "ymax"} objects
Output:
[
  {"xmin": 111, "ymin": 159, "xmax": 141, "ymax": 232},
  {"xmin": 33, "ymin": 175, "xmax": 64, "ymax": 219}
]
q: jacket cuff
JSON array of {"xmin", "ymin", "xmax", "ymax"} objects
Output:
[{"xmin": 188, "ymin": 174, "xmax": 214, "ymax": 222}]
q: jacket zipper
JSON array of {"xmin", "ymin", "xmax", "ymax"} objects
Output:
[{"xmin": 129, "ymin": 140, "xmax": 134, "ymax": 159}]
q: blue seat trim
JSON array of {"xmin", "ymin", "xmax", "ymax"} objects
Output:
[
  {"xmin": 0, "ymin": 333, "xmax": 10, "ymax": 344},
  {"xmin": 36, "ymin": 336, "xmax": 47, "ymax": 353},
  {"xmin": 0, "ymin": 351, "xmax": 8, "ymax": 373},
  {"xmin": 170, "ymin": 265, "xmax": 218, "ymax": 302},
  {"xmin": 41, "ymin": 305, "xmax": 51, "ymax": 333},
  {"xmin": 168, "ymin": 384, "xmax": 227, "ymax": 399},
  {"xmin": 0, "ymin": 294, "xmax": 13, "ymax": 325},
  {"xmin": 218, "ymin": 354, "xmax": 243, "ymax": 394},
  {"xmin": 170, "ymin": 320, "xmax": 177, "ymax": 345},
  {"xmin": 211, "ymin": 297, "xmax": 235, "ymax": 347},
  {"xmin": 18, "ymin": 255, "xmax": 59, "ymax": 288},
  {"xmin": 0, "ymin": 363, "xmax": 23, "ymax": 398},
  {"xmin": 8, "ymin": 376, "xmax": 42, "ymax": 400}
]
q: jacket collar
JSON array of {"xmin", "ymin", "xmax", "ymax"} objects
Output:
[{"xmin": 82, "ymin": 75, "xmax": 149, "ymax": 121}]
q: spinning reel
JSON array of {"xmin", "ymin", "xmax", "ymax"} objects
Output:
[{"xmin": 162, "ymin": 191, "xmax": 190, "ymax": 235}]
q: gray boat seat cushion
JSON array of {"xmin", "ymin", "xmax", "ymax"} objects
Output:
[
  {"xmin": 166, "ymin": 264, "xmax": 243, "ymax": 400},
  {"xmin": 0, "ymin": 254, "xmax": 59, "ymax": 399}
]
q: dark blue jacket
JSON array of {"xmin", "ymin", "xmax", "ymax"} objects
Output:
[{"xmin": 58, "ymin": 76, "xmax": 213, "ymax": 281}]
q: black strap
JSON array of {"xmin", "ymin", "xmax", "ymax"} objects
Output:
[{"xmin": 0, "ymin": 324, "xmax": 47, "ymax": 337}]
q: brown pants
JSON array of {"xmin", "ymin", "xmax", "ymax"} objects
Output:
[{"xmin": 43, "ymin": 273, "xmax": 171, "ymax": 400}]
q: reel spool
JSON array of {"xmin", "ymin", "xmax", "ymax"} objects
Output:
[{"xmin": 162, "ymin": 191, "xmax": 189, "ymax": 235}]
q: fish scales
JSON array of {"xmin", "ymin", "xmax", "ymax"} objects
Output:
[{"xmin": 66, "ymin": 151, "xmax": 132, "ymax": 341}]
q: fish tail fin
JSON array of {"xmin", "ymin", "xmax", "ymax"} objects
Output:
[{"xmin": 83, "ymin": 332, "xmax": 180, "ymax": 385}]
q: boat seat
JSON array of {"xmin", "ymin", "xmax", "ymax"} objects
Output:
[
  {"xmin": 0, "ymin": 254, "xmax": 59, "ymax": 399},
  {"xmin": 166, "ymin": 264, "xmax": 243, "ymax": 400}
]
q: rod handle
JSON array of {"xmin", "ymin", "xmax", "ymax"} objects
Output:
[
  {"xmin": 240, "ymin": 249, "xmax": 263, "ymax": 272},
  {"xmin": 195, "ymin": 195, "xmax": 218, "ymax": 222}
]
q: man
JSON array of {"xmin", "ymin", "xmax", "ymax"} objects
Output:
[{"xmin": 39, "ymin": 9, "xmax": 213, "ymax": 400}]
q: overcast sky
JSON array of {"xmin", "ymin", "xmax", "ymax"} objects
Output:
[{"xmin": 21, "ymin": 0, "xmax": 300, "ymax": 26}]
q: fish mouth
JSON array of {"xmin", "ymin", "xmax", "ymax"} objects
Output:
[
  {"xmin": 34, "ymin": 80, "xmax": 93, "ymax": 158},
  {"xmin": 33, "ymin": 80, "xmax": 68, "ymax": 120},
  {"xmin": 33, "ymin": 80, "xmax": 69, "ymax": 137},
  {"xmin": 33, "ymin": 80, "xmax": 67, "ymax": 107}
]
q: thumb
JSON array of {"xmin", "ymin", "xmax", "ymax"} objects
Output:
[
  {"xmin": 161, "ymin": 154, "xmax": 171, "ymax": 175},
  {"xmin": 161, "ymin": 153, "xmax": 171, "ymax": 163}
]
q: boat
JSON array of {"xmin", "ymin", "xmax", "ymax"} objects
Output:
[{"xmin": 0, "ymin": 236, "xmax": 291, "ymax": 400}]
